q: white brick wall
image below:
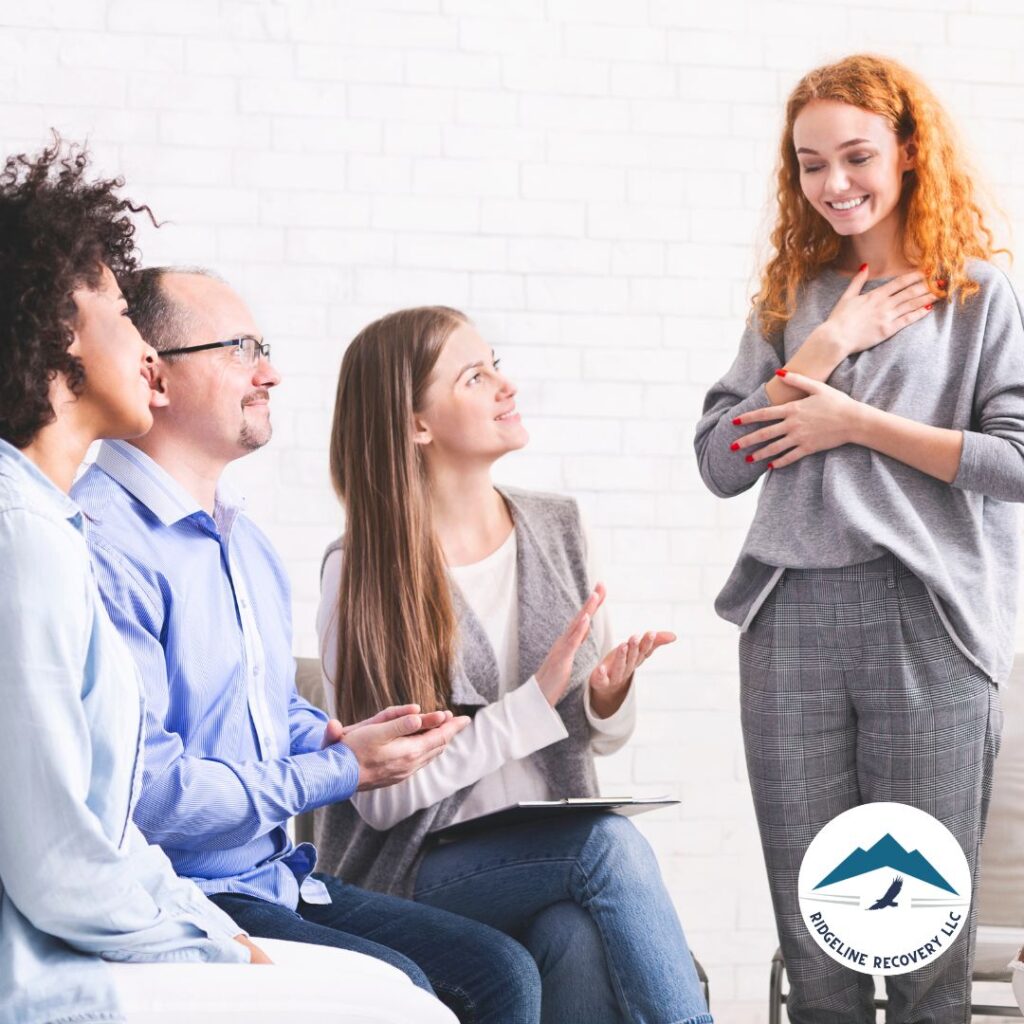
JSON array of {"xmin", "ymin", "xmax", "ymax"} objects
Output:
[{"xmin": 5, "ymin": 2, "xmax": 1023, "ymax": 1019}]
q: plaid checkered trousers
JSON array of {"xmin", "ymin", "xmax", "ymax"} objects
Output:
[{"xmin": 740, "ymin": 553, "xmax": 1002, "ymax": 1024}]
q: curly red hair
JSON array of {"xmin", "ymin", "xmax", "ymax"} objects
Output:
[{"xmin": 755, "ymin": 54, "xmax": 1004, "ymax": 340}]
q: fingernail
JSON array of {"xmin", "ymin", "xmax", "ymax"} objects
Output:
[
  {"xmin": 925, "ymin": 303, "xmax": 932, "ymax": 310},
  {"xmin": 732, "ymin": 417, "xmax": 742, "ymax": 426},
  {"xmin": 859, "ymin": 263, "xmax": 868, "ymax": 272},
  {"xmin": 730, "ymin": 441, "xmax": 740, "ymax": 451},
  {"xmin": 745, "ymin": 454, "xmax": 755, "ymax": 463},
  {"xmin": 767, "ymin": 462, "xmax": 774, "ymax": 470},
  {"xmin": 775, "ymin": 368, "xmax": 788, "ymax": 378}
]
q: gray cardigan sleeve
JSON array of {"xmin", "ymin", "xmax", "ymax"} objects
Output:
[
  {"xmin": 693, "ymin": 316, "xmax": 783, "ymax": 498},
  {"xmin": 953, "ymin": 270, "xmax": 1024, "ymax": 502}
]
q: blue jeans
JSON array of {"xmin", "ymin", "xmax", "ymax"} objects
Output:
[
  {"xmin": 415, "ymin": 812, "xmax": 713, "ymax": 1024},
  {"xmin": 210, "ymin": 872, "xmax": 541, "ymax": 1023}
]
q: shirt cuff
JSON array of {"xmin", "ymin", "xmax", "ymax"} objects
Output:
[
  {"xmin": 950, "ymin": 428, "xmax": 1024, "ymax": 501},
  {"xmin": 952, "ymin": 428, "xmax": 986, "ymax": 493},
  {"xmin": 158, "ymin": 894, "xmax": 253, "ymax": 964},
  {"xmin": 702, "ymin": 384, "xmax": 776, "ymax": 497},
  {"xmin": 584, "ymin": 678, "xmax": 637, "ymax": 739},
  {"xmin": 292, "ymin": 744, "xmax": 360, "ymax": 811},
  {"xmin": 195, "ymin": 922, "xmax": 253, "ymax": 964},
  {"xmin": 289, "ymin": 716, "xmax": 330, "ymax": 756},
  {"xmin": 507, "ymin": 678, "xmax": 568, "ymax": 758}
]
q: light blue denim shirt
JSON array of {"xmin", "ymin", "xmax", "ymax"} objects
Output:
[
  {"xmin": 0, "ymin": 439, "xmax": 248, "ymax": 1024},
  {"xmin": 72, "ymin": 442, "xmax": 359, "ymax": 910}
]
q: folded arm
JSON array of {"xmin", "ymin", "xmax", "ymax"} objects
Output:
[
  {"xmin": 736, "ymin": 280, "xmax": 1024, "ymax": 498},
  {"xmin": 0, "ymin": 516, "xmax": 247, "ymax": 963},
  {"xmin": 89, "ymin": 538, "xmax": 360, "ymax": 851},
  {"xmin": 694, "ymin": 318, "xmax": 785, "ymax": 497}
]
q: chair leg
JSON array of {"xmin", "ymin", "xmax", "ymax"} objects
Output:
[{"xmin": 769, "ymin": 949, "xmax": 785, "ymax": 1024}]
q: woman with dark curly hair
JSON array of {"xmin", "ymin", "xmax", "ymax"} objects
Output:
[
  {"xmin": 695, "ymin": 55, "xmax": 1020, "ymax": 1021},
  {"xmin": 0, "ymin": 138, "xmax": 456, "ymax": 1024}
]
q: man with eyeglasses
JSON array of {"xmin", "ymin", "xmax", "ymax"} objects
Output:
[{"xmin": 71, "ymin": 268, "xmax": 541, "ymax": 1024}]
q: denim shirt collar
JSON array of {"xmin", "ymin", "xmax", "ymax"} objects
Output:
[
  {"xmin": 96, "ymin": 440, "xmax": 245, "ymax": 534},
  {"xmin": 0, "ymin": 437, "xmax": 82, "ymax": 530}
]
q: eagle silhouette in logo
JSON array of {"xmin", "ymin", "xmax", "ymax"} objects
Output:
[{"xmin": 867, "ymin": 875, "xmax": 903, "ymax": 910}]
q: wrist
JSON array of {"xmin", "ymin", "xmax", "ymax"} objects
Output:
[
  {"xmin": 534, "ymin": 672, "xmax": 561, "ymax": 707},
  {"xmin": 847, "ymin": 398, "xmax": 877, "ymax": 448},
  {"xmin": 588, "ymin": 679, "xmax": 629, "ymax": 719},
  {"xmin": 800, "ymin": 324, "xmax": 847, "ymax": 374}
]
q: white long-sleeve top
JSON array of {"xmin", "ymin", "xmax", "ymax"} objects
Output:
[{"xmin": 316, "ymin": 526, "xmax": 636, "ymax": 831}]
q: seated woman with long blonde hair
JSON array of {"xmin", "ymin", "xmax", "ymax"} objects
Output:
[{"xmin": 316, "ymin": 306, "xmax": 712, "ymax": 1024}]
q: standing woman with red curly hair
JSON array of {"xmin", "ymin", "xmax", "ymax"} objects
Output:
[{"xmin": 695, "ymin": 54, "xmax": 1022, "ymax": 1021}]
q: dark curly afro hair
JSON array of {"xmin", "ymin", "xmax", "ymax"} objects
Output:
[{"xmin": 0, "ymin": 134, "xmax": 155, "ymax": 448}]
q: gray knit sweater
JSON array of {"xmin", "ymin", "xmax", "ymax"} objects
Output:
[
  {"xmin": 694, "ymin": 261, "xmax": 1024, "ymax": 684},
  {"xmin": 313, "ymin": 487, "xmax": 601, "ymax": 898}
]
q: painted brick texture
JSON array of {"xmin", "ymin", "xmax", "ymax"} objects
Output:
[{"xmin": 4, "ymin": 2, "xmax": 1023, "ymax": 1019}]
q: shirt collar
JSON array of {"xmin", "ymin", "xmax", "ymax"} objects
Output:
[
  {"xmin": 96, "ymin": 440, "xmax": 244, "ymax": 527},
  {"xmin": 0, "ymin": 437, "xmax": 83, "ymax": 528}
]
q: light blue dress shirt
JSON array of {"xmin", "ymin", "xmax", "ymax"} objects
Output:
[
  {"xmin": 72, "ymin": 441, "xmax": 359, "ymax": 910},
  {"xmin": 0, "ymin": 439, "xmax": 248, "ymax": 1024}
]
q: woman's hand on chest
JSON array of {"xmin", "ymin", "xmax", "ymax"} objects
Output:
[
  {"xmin": 822, "ymin": 266, "xmax": 936, "ymax": 359},
  {"xmin": 732, "ymin": 368, "xmax": 963, "ymax": 482},
  {"xmin": 732, "ymin": 370, "xmax": 864, "ymax": 469},
  {"xmin": 767, "ymin": 267, "xmax": 938, "ymax": 408}
]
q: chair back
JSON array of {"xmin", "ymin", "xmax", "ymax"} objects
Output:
[
  {"xmin": 978, "ymin": 656, "xmax": 1024, "ymax": 927},
  {"xmin": 296, "ymin": 656, "xmax": 327, "ymax": 713}
]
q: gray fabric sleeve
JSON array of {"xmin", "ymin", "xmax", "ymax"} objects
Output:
[
  {"xmin": 694, "ymin": 316, "xmax": 783, "ymax": 498},
  {"xmin": 953, "ymin": 271, "xmax": 1024, "ymax": 502}
]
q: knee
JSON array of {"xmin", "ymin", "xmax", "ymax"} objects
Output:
[
  {"xmin": 386, "ymin": 951, "xmax": 434, "ymax": 994},
  {"xmin": 583, "ymin": 813, "xmax": 658, "ymax": 873},
  {"xmin": 490, "ymin": 931, "xmax": 543, "ymax": 1001}
]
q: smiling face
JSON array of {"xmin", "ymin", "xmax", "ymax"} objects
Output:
[
  {"xmin": 67, "ymin": 264, "xmax": 157, "ymax": 441},
  {"xmin": 413, "ymin": 322, "xmax": 528, "ymax": 469},
  {"xmin": 793, "ymin": 99, "xmax": 915, "ymax": 244},
  {"xmin": 152, "ymin": 273, "xmax": 280, "ymax": 463}
]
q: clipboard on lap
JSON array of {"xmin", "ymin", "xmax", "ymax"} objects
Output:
[{"xmin": 430, "ymin": 796, "xmax": 680, "ymax": 842}]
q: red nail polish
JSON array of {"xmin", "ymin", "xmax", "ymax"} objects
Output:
[
  {"xmin": 859, "ymin": 263, "xmax": 868, "ymax": 272},
  {"xmin": 775, "ymin": 368, "xmax": 788, "ymax": 378},
  {"xmin": 730, "ymin": 442, "xmax": 740, "ymax": 451},
  {"xmin": 732, "ymin": 417, "xmax": 742, "ymax": 426},
  {"xmin": 925, "ymin": 303, "xmax": 932, "ymax": 310},
  {"xmin": 767, "ymin": 462, "xmax": 774, "ymax": 470},
  {"xmin": 745, "ymin": 454, "xmax": 754, "ymax": 463}
]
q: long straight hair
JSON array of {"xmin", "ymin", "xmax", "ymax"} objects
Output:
[{"xmin": 328, "ymin": 306, "xmax": 467, "ymax": 724}]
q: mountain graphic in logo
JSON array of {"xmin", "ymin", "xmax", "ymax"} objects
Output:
[{"xmin": 813, "ymin": 833, "xmax": 957, "ymax": 895}]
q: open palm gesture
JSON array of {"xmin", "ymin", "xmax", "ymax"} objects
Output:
[{"xmin": 589, "ymin": 630, "xmax": 676, "ymax": 718}]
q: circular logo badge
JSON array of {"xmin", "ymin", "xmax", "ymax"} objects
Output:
[{"xmin": 797, "ymin": 802, "xmax": 972, "ymax": 976}]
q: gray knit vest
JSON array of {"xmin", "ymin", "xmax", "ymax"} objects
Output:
[{"xmin": 313, "ymin": 486, "xmax": 601, "ymax": 898}]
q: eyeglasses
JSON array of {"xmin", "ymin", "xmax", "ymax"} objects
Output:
[{"xmin": 160, "ymin": 335, "xmax": 271, "ymax": 366}]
